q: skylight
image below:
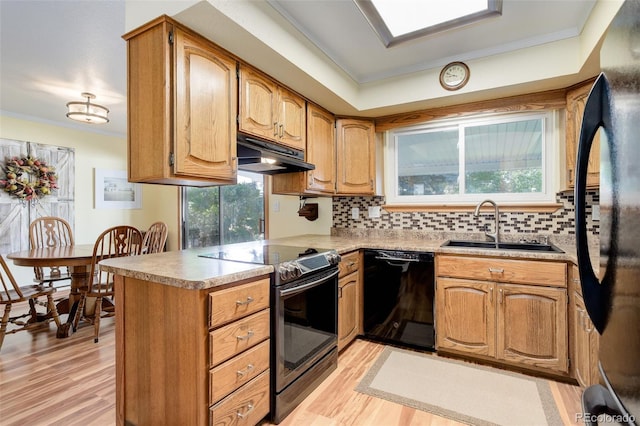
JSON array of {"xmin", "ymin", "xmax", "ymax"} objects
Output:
[{"xmin": 355, "ymin": 0, "xmax": 502, "ymax": 47}]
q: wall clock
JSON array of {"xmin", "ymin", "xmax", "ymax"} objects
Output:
[{"xmin": 439, "ymin": 61, "xmax": 470, "ymax": 91}]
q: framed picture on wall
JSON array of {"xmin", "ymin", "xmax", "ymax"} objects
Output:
[{"xmin": 94, "ymin": 169, "xmax": 142, "ymax": 209}]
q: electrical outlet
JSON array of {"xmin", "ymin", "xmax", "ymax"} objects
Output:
[
  {"xmin": 351, "ymin": 207, "xmax": 359, "ymax": 220},
  {"xmin": 273, "ymin": 200, "xmax": 280, "ymax": 212},
  {"xmin": 368, "ymin": 206, "xmax": 381, "ymax": 218},
  {"xmin": 592, "ymin": 205, "xmax": 600, "ymax": 221}
]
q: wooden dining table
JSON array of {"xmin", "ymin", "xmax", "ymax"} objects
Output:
[{"xmin": 7, "ymin": 244, "xmax": 98, "ymax": 337}]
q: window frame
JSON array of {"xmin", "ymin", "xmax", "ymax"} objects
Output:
[
  {"xmin": 383, "ymin": 111, "xmax": 559, "ymax": 206},
  {"xmin": 180, "ymin": 170, "xmax": 266, "ymax": 249}
]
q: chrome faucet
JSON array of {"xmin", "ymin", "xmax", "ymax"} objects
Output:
[{"xmin": 474, "ymin": 199, "xmax": 500, "ymax": 248}]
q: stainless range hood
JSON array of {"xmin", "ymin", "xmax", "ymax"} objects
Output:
[{"xmin": 237, "ymin": 134, "xmax": 315, "ymax": 175}]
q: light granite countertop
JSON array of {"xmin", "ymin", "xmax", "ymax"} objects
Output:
[{"xmin": 100, "ymin": 233, "xmax": 597, "ymax": 291}]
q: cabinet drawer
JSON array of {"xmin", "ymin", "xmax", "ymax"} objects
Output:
[
  {"xmin": 209, "ymin": 278, "xmax": 270, "ymax": 328},
  {"xmin": 339, "ymin": 251, "xmax": 359, "ymax": 278},
  {"xmin": 210, "ymin": 370, "xmax": 270, "ymax": 426},
  {"xmin": 210, "ymin": 340, "xmax": 270, "ymax": 405},
  {"xmin": 210, "ymin": 309, "xmax": 270, "ymax": 366},
  {"xmin": 437, "ymin": 255, "xmax": 566, "ymax": 287}
]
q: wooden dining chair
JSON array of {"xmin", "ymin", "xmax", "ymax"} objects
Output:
[
  {"xmin": 0, "ymin": 254, "xmax": 62, "ymax": 351},
  {"xmin": 141, "ymin": 221, "xmax": 168, "ymax": 254},
  {"xmin": 29, "ymin": 216, "xmax": 75, "ymax": 289},
  {"xmin": 72, "ymin": 225, "xmax": 142, "ymax": 343}
]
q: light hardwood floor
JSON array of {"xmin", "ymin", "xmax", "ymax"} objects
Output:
[{"xmin": 0, "ymin": 300, "xmax": 584, "ymax": 426}]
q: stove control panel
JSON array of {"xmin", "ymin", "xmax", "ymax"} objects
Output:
[{"xmin": 276, "ymin": 250, "xmax": 340, "ymax": 283}]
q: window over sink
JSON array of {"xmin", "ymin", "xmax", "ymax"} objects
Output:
[{"xmin": 383, "ymin": 111, "xmax": 559, "ymax": 206}]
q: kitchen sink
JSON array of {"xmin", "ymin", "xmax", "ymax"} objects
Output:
[{"xmin": 441, "ymin": 240, "xmax": 564, "ymax": 253}]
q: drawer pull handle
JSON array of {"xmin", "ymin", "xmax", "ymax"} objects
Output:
[
  {"xmin": 237, "ymin": 364, "xmax": 255, "ymax": 378},
  {"xmin": 236, "ymin": 403, "xmax": 255, "ymax": 419},
  {"xmin": 236, "ymin": 296, "xmax": 255, "ymax": 306},
  {"xmin": 236, "ymin": 330, "xmax": 254, "ymax": 341},
  {"xmin": 488, "ymin": 267, "xmax": 504, "ymax": 273}
]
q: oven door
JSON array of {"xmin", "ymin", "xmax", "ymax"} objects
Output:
[{"xmin": 273, "ymin": 267, "xmax": 338, "ymax": 392}]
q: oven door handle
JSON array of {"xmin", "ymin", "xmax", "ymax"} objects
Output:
[{"xmin": 279, "ymin": 269, "xmax": 339, "ymax": 297}]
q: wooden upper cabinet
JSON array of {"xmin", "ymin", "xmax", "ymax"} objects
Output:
[
  {"xmin": 305, "ymin": 104, "xmax": 335, "ymax": 193},
  {"xmin": 336, "ymin": 118, "xmax": 375, "ymax": 195},
  {"xmin": 566, "ymin": 78, "xmax": 600, "ymax": 189},
  {"xmin": 123, "ymin": 16, "xmax": 237, "ymax": 186},
  {"xmin": 272, "ymin": 103, "xmax": 336, "ymax": 196},
  {"xmin": 239, "ymin": 65, "xmax": 306, "ymax": 151}
]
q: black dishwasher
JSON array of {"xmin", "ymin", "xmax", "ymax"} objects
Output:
[{"xmin": 363, "ymin": 249, "xmax": 435, "ymax": 351}]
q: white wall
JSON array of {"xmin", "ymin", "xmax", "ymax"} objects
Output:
[
  {"xmin": 267, "ymin": 192, "xmax": 332, "ymax": 239},
  {"xmin": 0, "ymin": 115, "xmax": 179, "ymax": 282}
]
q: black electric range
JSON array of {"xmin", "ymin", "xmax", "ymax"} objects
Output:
[{"xmin": 199, "ymin": 244, "xmax": 340, "ymax": 285}]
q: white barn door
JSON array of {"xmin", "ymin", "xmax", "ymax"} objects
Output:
[{"xmin": 0, "ymin": 139, "xmax": 75, "ymax": 256}]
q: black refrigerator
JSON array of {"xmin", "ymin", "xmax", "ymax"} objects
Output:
[{"xmin": 575, "ymin": 0, "xmax": 640, "ymax": 424}]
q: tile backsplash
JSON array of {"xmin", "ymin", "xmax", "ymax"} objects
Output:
[{"xmin": 332, "ymin": 190, "xmax": 599, "ymax": 239}]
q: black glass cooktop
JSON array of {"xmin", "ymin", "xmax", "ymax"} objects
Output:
[{"xmin": 199, "ymin": 244, "xmax": 326, "ymax": 265}]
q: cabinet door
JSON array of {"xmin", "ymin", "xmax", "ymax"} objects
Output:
[
  {"xmin": 277, "ymin": 86, "xmax": 306, "ymax": 151},
  {"xmin": 306, "ymin": 104, "xmax": 335, "ymax": 193},
  {"xmin": 338, "ymin": 271, "xmax": 359, "ymax": 351},
  {"xmin": 336, "ymin": 118, "xmax": 375, "ymax": 195},
  {"xmin": 496, "ymin": 284, "xmax": 568, "ymax": 373},
  {"xmin": 271, "ymin": 103, "xmax": 334, "ymax": 196},
  {"xmin": 239, "ymin": 67, "xmax": 278, "ymax": 141},
  {"xmin": 173, "ymin": 28, "xmax": 237, "ymax": 180},
  {"xmin": 570, "ymin": 264, "xmax": 600, "ymax": 387},
  {"xmin": 573, "ymin": 292, "xmax": 592, "ymax": 387},
  {"xmin": 566, "ymin": 79, "xmax": 600, "ymax": 188},
  {"xmin": 435, "ymin": 278, "xmax": 495, "ymax": 357}
]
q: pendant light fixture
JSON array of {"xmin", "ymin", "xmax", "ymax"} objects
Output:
[{"xmin": 66, "ymin": 92, "xmax": 109, "ymax": 124}]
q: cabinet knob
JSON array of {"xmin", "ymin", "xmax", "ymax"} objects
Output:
[
  {"xmin": 488, "ymin": 267, "xmax": 504, "ymax": 274},
  {"xmin": 273, "ymin": 122, "xmax": 279, "ymax": 137}
]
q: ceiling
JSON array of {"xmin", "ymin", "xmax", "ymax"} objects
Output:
[{"xmin": 0, "ymin": 0, "xmax": 599, "ymax": 139}]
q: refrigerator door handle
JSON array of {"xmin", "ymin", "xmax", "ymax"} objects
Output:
[
  {"xmin": 575, "ymin": 73, "xmax": 613, "ymax": 334},
  {"xmin": 582, "ymin": 384, "xmax": 634, "ymax": 426}
]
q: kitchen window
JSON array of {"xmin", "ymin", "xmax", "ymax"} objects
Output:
[
  {"xmin": 383, "ymin": 111, "xmax": 559, "ymax": 205},
  {"xmin": 181, "ymin": 171, "xmax": 265, "ymax": 248}
]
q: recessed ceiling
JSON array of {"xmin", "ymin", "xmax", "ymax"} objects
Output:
[
  {"xmin": 1, "ymin": 0, "xmax": 599, "ymax": 138},
  {"xmin": 267, "ymin": 0, "xmax": 596, "ymax": 83}
]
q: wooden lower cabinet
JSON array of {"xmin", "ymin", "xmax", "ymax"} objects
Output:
[
  {"xmin": 115, "ymin": 275, "xmax": 271, "ymax": 426},
  {"xmin": 436, "ymin": 255, "xmax": 568, "ymax": 375},
  {"xmin": 497, "ymin": 283, "xmax": 567, "ymax": 372},
  {"xmin": 436, "ymin": 278, "xmax": 495, "ymax": 357},
  {"xmin": 570, "ymin": 264, "xmax": 600, "ymax": 387},
  {"xmin": 338, "ymin": 250, "xmax": 361, "ymax": 351}
]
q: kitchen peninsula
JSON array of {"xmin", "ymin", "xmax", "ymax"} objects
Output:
[{"xmin": 100, "ymin": 233, "xmax": 585, "ymax": 426}]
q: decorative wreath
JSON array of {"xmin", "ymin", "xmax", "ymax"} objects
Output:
[{"xmin": 0, "ymin": 156, "xmax": 58, "ymax": 201}]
